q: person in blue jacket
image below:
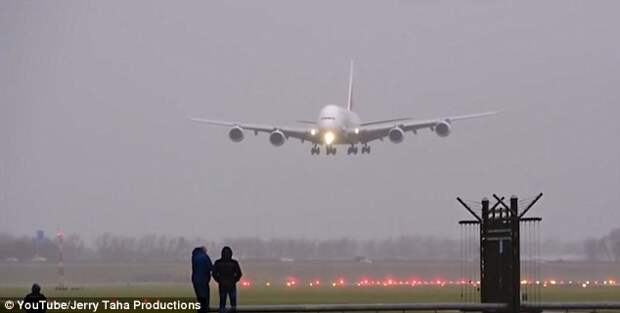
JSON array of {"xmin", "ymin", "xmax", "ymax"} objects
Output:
[{"xmin": 192, "ymin": 246, "xmax": 213, "ymax": 313}]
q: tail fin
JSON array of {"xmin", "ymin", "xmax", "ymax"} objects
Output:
[{"xmin": 347, "ymin": 59, "xmax": 354, "ymax": 111}]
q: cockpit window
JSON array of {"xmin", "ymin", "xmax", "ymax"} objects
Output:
[{"xmin": 320, "ymin": 116, "xmax": 335, "ymax": 120}]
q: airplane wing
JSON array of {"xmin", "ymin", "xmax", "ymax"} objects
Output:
[
  {"xmin": 188, "ymin": 117, "xmax": 321, "ymax": 144},
  {"xmin": 360, "ymin": 117, "xmax": 414, "ymax": 126},
  {"xmin": 357, "ymin": 111, "xmax": 498, "ymax": 143},
  {"xmin": 295, "ymin": 120, "xmax": 317, "ymax": 125}
]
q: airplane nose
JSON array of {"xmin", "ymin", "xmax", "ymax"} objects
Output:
[
  {"xmin": 319, "ymin": 119, "xmax": 337, "ymax": 130},
  {"xmin": 323, "ymin": 131, "xmax": 336, "ymax": 145}
]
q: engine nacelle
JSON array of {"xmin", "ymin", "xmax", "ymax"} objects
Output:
[
  {"xmin": 435, "ymin": 121, "xmax": 452, "ymax": 137},
  {"xmin": 269, "ymin": 130, "xmax": 286, "ymax": 146},
  {"xmin": 388, "ymin": 127, "xmax": 405, "ymax": 143},
  {"xmin": 228, "ymin": 126, "xmax": 244, "ymax": 142}
]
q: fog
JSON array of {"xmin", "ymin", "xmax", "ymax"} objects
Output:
[{"xmin": 1, "ymin": 1, "xmax": 619, "ymax": 243}]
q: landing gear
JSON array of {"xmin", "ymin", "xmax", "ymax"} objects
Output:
[
  {"xmin": 310, "ymin": 145, "xmax": 320, "ymax": 155},
  {"xmin": 361, "ymin": 144, "xmax": 371, "ymax": 154},
  {"xmin": 312, "ymin": 145, "xmax": 364, "ymax": 156},
  {"xmin": 325, "ymin": 146, "xmax": 337, "ymax": 155},
  {"xmin": 347, "ymin": 145, "xmax": 359, "ymax": 155}
]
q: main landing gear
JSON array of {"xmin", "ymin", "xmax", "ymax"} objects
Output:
[
  {"xmin": 361, "ymin": 144, "xmax": 371, "ymax": 154},
  {"xmin": 311, "ymin": 144, "xmax": 371, "ymax": 155},
  {"xmin": 310, "ymin": 145, "xmax": 320, "ymax": 155},
  {"xmin": 346, "ymin": 145, "xmax": 359, "ymax": 155}
]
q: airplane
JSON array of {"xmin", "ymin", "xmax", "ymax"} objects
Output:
[{"xmin": 189, "ymin": 61, "xmax": 497, "ymax": 155}]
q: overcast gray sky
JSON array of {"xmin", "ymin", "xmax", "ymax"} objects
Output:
[{"xmin": 1, "ymin": 1, "xmax": 619, "ymax": 242}]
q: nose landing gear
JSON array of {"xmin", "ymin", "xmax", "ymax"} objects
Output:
[{"xmin": 325, "ymin": 146, "xmax": 337, "ymax": 155}]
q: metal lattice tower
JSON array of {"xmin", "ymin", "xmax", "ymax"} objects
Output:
[{"xmin": 458, "ymin": 194, "xmax": 543, "ymax": 313}]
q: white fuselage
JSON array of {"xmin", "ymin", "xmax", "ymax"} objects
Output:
[
  {"xmin": 317, "ymin": 104, "xmax": 361, "ymax": 145},
  {"xmin": 317, "ymin": 104, "xmax": 361, "ymax": 135}
]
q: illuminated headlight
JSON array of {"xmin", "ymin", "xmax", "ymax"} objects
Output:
[
  {"xmin": 323, "ymin": 131, "xmax": 335, "ymax": 145},
  {"xmin": 310, "ymin": 129, "xmax": 317, "ymax": 136},
  {"xmin": 354, "ymin": 128, "xmax": 360, "ymax": 134}
]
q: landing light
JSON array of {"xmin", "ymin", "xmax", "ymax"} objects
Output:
[
  {"xmin": 310, "ymin": 129, "xmax": 317, "ymax": 136},
  {"xmin": 354, "ymin": 128, "xmax": 359, "ymax": 134},
  {"xmin": 324, "ymin": 131, "xmax": 335, "ymax": 145}
]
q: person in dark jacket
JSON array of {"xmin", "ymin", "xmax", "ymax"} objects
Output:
[
  {"xmin": 191, "ymin": 246, "xmax": 213, "ymax": 313},
  {"xmin": 23, "ymin": 283, "xmax": 47, "ymax": 313},
  {"xmin": 212, "ymin": 246, "xmax": 242, "ymax": 313}
]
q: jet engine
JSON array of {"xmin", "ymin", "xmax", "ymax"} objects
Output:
[
  {"xmin": 435, "ymin": 121, "xmax": 452, "ymax": 137},
  {"xmin": 388, "ymin": 127, "xmax": 405, "ymax": 143},
  {"xmin": 228, "ymin": 126, "xmax": 244, "ymax": 142},
  {"xmin": 269, "ymin": 130, "xmax": 286, "ymax": 146}
]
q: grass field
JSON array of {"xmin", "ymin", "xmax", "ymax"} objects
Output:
[
  {"xmin": 1, "ymin": 284, "xmax": 619, "ymax": 303},
  {"xmin": 2, "ymin": 260, "xmax": 619, "ymax": 285},
  {"xmin": 1, "ymin": 261, "xmax": 618, "ymax": 307},
  {"xmin": 1, "ymin": 284, "xmax": 618, "ymax": 313}
]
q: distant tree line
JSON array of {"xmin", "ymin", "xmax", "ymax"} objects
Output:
[
  {"xmin": 94, "ymin": 233, "xmax": 195, "ymax": 262},
  {"xmin": 0, "ymin": 233, "xmax": 89, "ymax": 261},
  {"xmin": 221, "ymin": 236, "xmax": 459, "ymax": 261},
  {"xmin": 583, "ymin": 227, "xmax": 620, "ymax": 261},
  {"xmin": 0, "ymin": 228, "xmax": 619, "ymax": 262},
  {"xmin": 0, "ymin": 233, "xmax": 460, "ymax": 262}
]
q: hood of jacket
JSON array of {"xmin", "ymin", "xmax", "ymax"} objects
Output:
[{"xmin": 221, "ymin": 246, "xmax": 232, "ymax": 260}]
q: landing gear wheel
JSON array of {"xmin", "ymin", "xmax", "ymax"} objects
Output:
[
  {"xmin": 311, "ymin": 146, "xmax": 320, "ymax": 155},
  {"xmin": 361, "ymin": 145, "xmax": 371, "ymax": 154},
  {"xmin": 347, "ymin": 146, "xmax": 359, "ymax": 155},
  {"xmin": 326, "ymin": 146, "xmax": 337, "ymax": 155}
]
